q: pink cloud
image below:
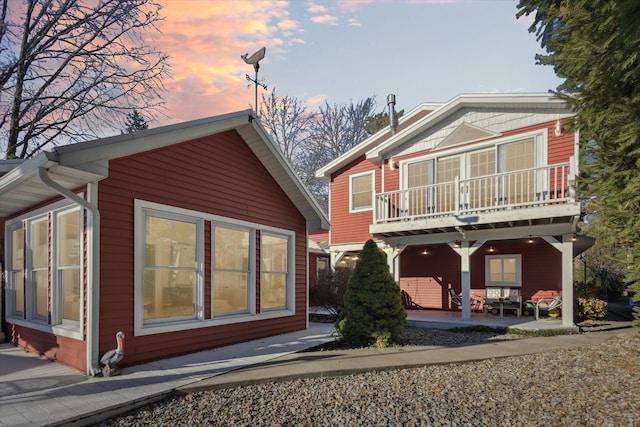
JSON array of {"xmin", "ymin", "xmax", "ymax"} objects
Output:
[
  {"xmin": 310, "ymin": 14, "xmax": 339, "ymax": 25},
  {"xmin": 150, "ymin": 1, "xmax": 301, "ymax": 125}
]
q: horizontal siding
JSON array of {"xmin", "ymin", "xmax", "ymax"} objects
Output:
[
  {"xmin": 8, "ymin": 324, "xmax": 86, "ymax": 372},
  {"xmin": 96, "ymin": 130, "xmax": 308, "ymax": 366},
  {"xmin": 400, "ymin": 240, "xmax": 563, "ymax": 310},
  {"xmin": 330, "ymin": 156, "xmax": 380, "ymax": 245}
]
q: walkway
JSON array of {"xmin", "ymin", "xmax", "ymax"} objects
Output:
[{"xmin": 0, "ymin": 323, "xmax": 335, "ymax": 427}]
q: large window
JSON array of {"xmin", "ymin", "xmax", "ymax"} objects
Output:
[
  {"xmin": 143, "ymin": 213, "xmax": 200, "ymax": 322},
  {"xmin": 406, "ymin": 160, "xmax": 433, "ymax": 216},
  {"xmin": 350, "ymin": 172, "xmax": 373, "ymax": 211},
  {"xmin": 5, "ymin": 201, "xmax": 84, "ymax": 338},
  {"xmin": 261, "ymin": 233, "xmax": 289, "ymax": 310},
  {"xmin": 135, "ymin": 200, "xmax": 295, "ymax": 335},
  {"xmin": 486, "ymin": 255, "xmax": 522, "ymax": 287},
  {"xmin": 213, "ymin": 226, "xmax": 250, "ymax": 314}
]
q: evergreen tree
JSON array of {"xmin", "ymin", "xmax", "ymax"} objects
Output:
[
  {"xmin": 123, "ymin": 110, "xmax": 149, "ymax": 134},
  {"xmin": 517, "ymin": 0, "xmax": 640, "ymax": 325},
  {"xmin": 336, "ymin": 239, "xmax": 406, "ymax": 346}
]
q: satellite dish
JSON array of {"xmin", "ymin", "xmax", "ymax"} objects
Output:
[{"xmin": 241, "ymin": 47, "xmax": 266, "ymax": 69}]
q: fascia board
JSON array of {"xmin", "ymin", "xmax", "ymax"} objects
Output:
[{"xmin": 54, "ymin": 110, "xmax": 254, "ymax": 168}]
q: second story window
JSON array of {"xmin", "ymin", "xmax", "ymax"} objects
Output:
[{"xmin": 350, "ymin": 171, "xmax": 373, "ymax": 212}]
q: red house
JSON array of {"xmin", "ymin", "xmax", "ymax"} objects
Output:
[
  {"xmin": 316, "ymin": 93, "xmax": 592, "ymax": 327},
  {"xmin": 0, "ymin": 110, "xmax": 329, "ymax": 373}
]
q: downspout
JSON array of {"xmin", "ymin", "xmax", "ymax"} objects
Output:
[{"xmin": 38, "ymin": 167, "xmax": 101, "ymax": 376}]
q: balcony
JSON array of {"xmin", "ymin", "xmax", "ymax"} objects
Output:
[{"xmin": 372, "ymin": 162, "xmax": 580, "ymax": 238}]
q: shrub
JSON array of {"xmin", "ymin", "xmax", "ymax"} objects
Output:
[
  {"xmin": 309, "ymin": 267, "xmax": 352, "ymax": 320},
  {"xmin": 575, "ymin": 297, "xmax": 607, "ymax": 321},
  {"xmin": 336, "ymin": 239, "xmax": 406, "ymax": 346}
]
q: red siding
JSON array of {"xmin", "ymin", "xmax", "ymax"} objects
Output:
[
  {"xmin": 400, "ymin": 239, "xmax": 563, "ymax": 310},
  {"xmin": 330, "ymin": 156, "xmax": 380, "ymax": 245},
  {"xmin": 97, "ymin": 129, "xmax": 309, "ymax": 366},
  {"xmin": 8, "ymin": 324, "xmax": 86, "ymax": 372}
]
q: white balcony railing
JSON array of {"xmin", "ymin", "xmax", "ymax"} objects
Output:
[{"xmin": 375, "ymin": 162, "xmax": 574, "ymax": 224}]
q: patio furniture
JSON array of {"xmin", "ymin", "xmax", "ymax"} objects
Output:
[
  {"xmin": 448, "ymin": 288, "xmax": 480, "ymax": 311},
  {"xmin": 483, "ymin": 287, "xmax": 521, "ymax": 317},
  {"xmin": 535, "ymin": 296, "xmax": 562, "ymax": 320}
]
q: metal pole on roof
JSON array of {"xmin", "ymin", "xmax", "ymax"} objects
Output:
[{"xmin": 241, "ymin": 47, "xmax": 268, "ymax": 117}]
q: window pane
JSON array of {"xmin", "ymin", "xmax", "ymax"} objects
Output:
[
  {"xmin": 213, "ymin": 271, "xmax": 248, "ymax": 313},
  {"xmin": 503, "ymin": 258, "xmax": 517, "ymax": 282},
  {"xmin": 261, "ymin": 272, "xmax": 286, "ymax": 309},
  {"xmin": 62, "ymin": 268, "xmax": 80, "ymax": 321},
  {"xmin": 214, "ymin": 227, "xmax": 249, "ymax": 270},
  {"xmin": 59, "ymin": 210, "xmax": 80, "ymax": 267},
  {"xmin": 351, "ymin": 174, "xmax": 372, "ymax": 209},
  {"xmin": 144, "ymin": 270, "xmax": 194, "ymax": 319},
  {"xmin": 35, "ymin": 269, "xmax": 48, "ymax": 317},
  {"xmin": 15, "ymin": 271, "xmax": 24, "ymax": 314},
  {"xmin": 12, "ymin": 228, "xmax": 24, "ymax": 266},
  {"xmin": 12, "ymin": 228, "xmax": 24, "ymax": 314},
  {"xmin": 32, "ymin": 220, "xmax": 48, "ymax": 268},
  {"xmin": 262, "ymin": 235, "xmax": 288, "ymax": 272},
  {"xmin": 489, "ymin": 258, "xmax": 503, "ymax": 282},
  {"xmin": 143, "ymin": 215, "xmax": 197, "ymax": 321},
  {"xmin": 146, "ymin": 216, "xmax": 196, "ymax": 268}
]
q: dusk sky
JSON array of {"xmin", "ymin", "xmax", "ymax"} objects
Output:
[{"xmin": 153, "ymin": 0, "xmax": 561, "ymax": 126}]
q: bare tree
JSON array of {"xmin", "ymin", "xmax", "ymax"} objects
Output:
[
  {"xmin": 1, "ymin": 0, "xmax": 170, "ymax": 159},
  {"xmin": 258, "ymin": 87, "xmax": 316, "ymax": 164},
  {"xmin": 300, "ymin": 97, "xmax": 376, "ymax": 211}
]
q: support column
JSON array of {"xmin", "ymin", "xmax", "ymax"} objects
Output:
[
  {"xmin": 542, "ymin": 235, "xmax": 575, "ymax": 327},
  {"xmin": 449, "ymin": 241, "xmax": 483, "ymax": 321},
  {"xmin": 383, "ymin": 245, "xmax": 405, "ymax": 283}
]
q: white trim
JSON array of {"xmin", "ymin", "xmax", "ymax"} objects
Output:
[
  {"xmin": 349, "ymin": 170, "xmax": 375, "ymax": 213},
  {"xmin": 260, "ymin": 229, "xmax": 295, "ymax": 312},
  {"xmin": 485, "ymin": 254, "xmax": 522, "ymax": 287}
]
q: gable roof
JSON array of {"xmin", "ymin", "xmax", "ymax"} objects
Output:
[
  {"xmin": 0, "ymin": 110, "xmax": 329, "ymax": 230},
  {"xmin": 315, "ymin": 93, "xmax": 573, "ymax": 180}
]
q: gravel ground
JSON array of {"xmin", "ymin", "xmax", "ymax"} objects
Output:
[{"xmin": 98, "ymin": 328, "xmax": 639, "ymax": 427}]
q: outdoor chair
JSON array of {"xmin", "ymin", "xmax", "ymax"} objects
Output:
[
  {"xmin": 535, "ymin": 296, "xmax": 562, "ymax": 320},
  {"xmin": 448, "ymin": 288, "xmax": 479, "ymax": 311}
]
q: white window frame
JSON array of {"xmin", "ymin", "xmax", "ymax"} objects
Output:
[
  {"xmin": 349, "ymin": 171, "xmax": 374, "ymax": 212},
  {"xmin": 4, "ymin": 198, "xmax": 84, "ymax": 340},
  {"xmin": 211, "ymin": 223, "xmax": 255, "ymax": 317},
  {"xmin": 260, "ymin": 230, "xmax": 295, "ymax": 312},
  {"xmin": 485, "ymin": 254, "xmax": 522, "ymax": 287},
  {"xmin": 135, "ymin": 200, "xmax": 205, "ymax": 334},
  {"xmin": 6, "ymin": 222, "xmax": 24, "ymax": 318},
  {"xmin": 52, "ymin": 206, "xmax": 83, "ymax": 330},
  {"xmin": 134, "ymin": 200, "xmax": 296, "ymax": 337}
]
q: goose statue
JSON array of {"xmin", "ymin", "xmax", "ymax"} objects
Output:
[{"xmin": 100, "ymin": 331, "xmax": 125, "ymax": 377}]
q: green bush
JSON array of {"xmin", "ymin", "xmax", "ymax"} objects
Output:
[{"xmin": 336, "ymin": 239, "xmax": 406, "ymax": 346}]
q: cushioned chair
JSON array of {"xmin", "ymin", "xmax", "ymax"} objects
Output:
[{"xmin": 535, "ymin": 296, "xmax": 562, "ymax": 320}]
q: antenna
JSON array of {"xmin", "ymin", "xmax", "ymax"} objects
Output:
[{"xmin": 241, "ymin": 47, "xmax": 267, "ymax": 116}]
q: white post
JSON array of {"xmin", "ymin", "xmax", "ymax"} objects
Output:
[
  {"xmin": 542, "ymin": 235, "xmax": 575, "ymax": 327},
  {"xmin": 449, "ymin": 241, "xmax": 482, "ymax": 321}
]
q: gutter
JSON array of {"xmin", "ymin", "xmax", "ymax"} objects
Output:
[{"xmin": 38, "ymin": 167, "xmax": 101, "ymax": 376}]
